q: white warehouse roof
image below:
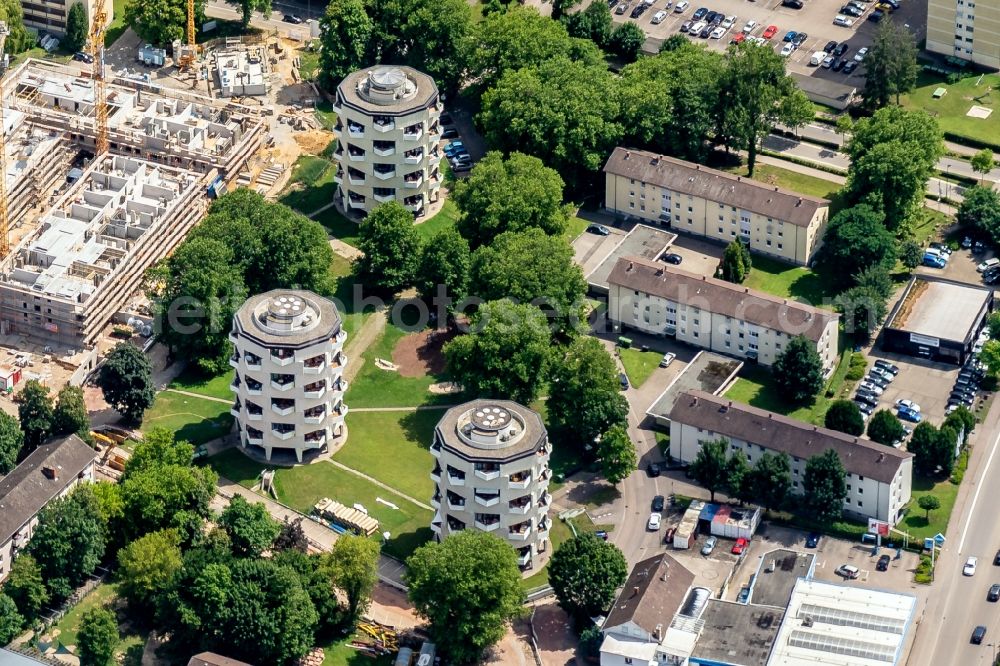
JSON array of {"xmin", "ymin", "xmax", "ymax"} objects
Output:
[{"xmin": 767, "ymin": 578, "xmax": 916, "ymax": 666}]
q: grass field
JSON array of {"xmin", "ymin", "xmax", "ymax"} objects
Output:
[
  {"xmin": 45, "ymin": 583, "xmax": 145, "ymax": 665},
  {"xmin": 322, "ymin": 635, "xmax": 393, "ymax": 665},
  {"xmin": 168, "ymin": 370, "xmax": 235, "ymax": 401},
  {"xmin": 725, "ymin": 365, "xmax": 831, "ymax": 426},
  {"xmin": 279, "ymin": 155, "xmax": 339, "ymax": 215},
  {"xmin": 210, "ymin": 449, "xmax": 433, "ymax": 559},
  {"xmin": 141, "ymin": 390, "xmax": 233, "ymax": 444},
  {"xmin": 902, "ymin": 71, "xmax": 1000, "ymax": 148},
  {"xmin": 744, "ymin": 255, "xmax": 837, "ymax": 309},
  {"xmin": 346, "ymin": 325, "xmax": 450, "ymax": 408},
  {"xmin": 619, "ymin": 347, "xmax": 662, "ymax": 389},
  {"xmin": 564, "ymin": 215, "xmax": 591, "ymax": 241},
  {"xmin": 901, "ymin": 474, "xmax": 960, "ymax": 542},
  {"xmin": 413, "ymin": 200, "xmax": 460, "ymax": 241}
]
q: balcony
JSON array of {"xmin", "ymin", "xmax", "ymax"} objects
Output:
[
  {"xmin": 430, "ymin": 521, "xmax": 441, "ymax": 535},
  {"xmin": 331, "ymin": 352, "xmax": 348, "ymax": 369},
  {"xmin": 403, "ymin": 173, "xmax": 424, "ymax": 189},
  {"xmin": 475, "ymin": 516, "xmax": 501, "ymax": 532},
  {"xmin": 403, "ymin": 149, "xmax": 423, "ymax": 165},
  {"xmin": 402, "ymin": 125, "xmax": 424, "ymax": 141},
  {"xmin": 334, "ymin": 378, "xmax": 349, "ymax": 393},
  {"xmin": 508, "ymin": 522, "xmax": 532, "ymax": 541},
  {"xmin": 427, "ymin": 124, "xmax": 441, "ymax": 140},
  {"xmin": 304, "ymin": 430, "xmax": 327, "ymax": 445},
  {"xmin": 373, "ymin": 141, "xmax": 395, "ymax": 157},
  {"xmin": 271, "ymin": 349, "xmax": 294, "ymax": 367},
  {"xmin": 403, "ymin": 196, "xmax": 423, "ymax": 214},
  {"xmin": 447, "ymin": 467, "xmax": 466, "ymax": 487},
  {"xmin": 431, "ymin": 493, "xmax": 441, "ymax": 509},
  {"xmin": 347, "ymin": 122, "xmax": 365, "ymax": 138},
  {"xmin": 538, "ymin": 492, "xmax": 551, "ymax": 507},
  {"xmin": 303, "ymin": 381, "xmax": 327, "ymax": 400},
  {"xmin": 303, "ymin": 355, "xmax": 326, "ymax": 374},
  {"xmin": 430, "ymin": 440, "xmax": 441, "ymax": 458},
  {"xmin": 271, "ymin": 399, "xmax": 295, "ymax": 417},
  {"xmin": 332, "ymin": 330, "xmax": 347, "ymax": 348},
  {"xmin": 475, "ymin": 465, "xmax": 500, "ymax": 481},
  {"xmin": 347, "ymin": 195, "xmax": 366, "ymax": 210},
  {"xmin": 303, "ymin": 406, "xmax": 326, "ymax": 425},
  {"xmin": 537, "ymin": 518, "xmax": 550, "ymax": 538},
  {"xmin": 347, "ymin": 149, "xmax": 366, "ymax": 163},
  {"xmin": 517, "ymin": 549, "xmax": 531, "ymax": 567},
  {"xmin": 334, "ymin": 170, "xmax": 343, "ymax": 185},
  {"xmin": 348, "ymin": 169, "xmax": 366, "ymax": 186},
  {"xmin": 447, "ymin": 493, "xmax": 466, "ymax": 511},
  {"xmin": 270, "ymin": 375, "xmax": 294, "ymax": 392},
  {"xmin": 230, "ymin": 401, "xmax": 241, "ymax": 419},
  {"xmin": 246, "ymin": 429, "xmax": 263, "ymax": 445},
  {"xmin": 508, "ymin": 497, "xmax": 531, "ymax": 515},
  {"xmin": 374, "ymin": 190, "xmax": 396, "ymax": 203},
  {"xmin": 246, "ymin": 404, "xmax": 264, "ymax": 421},
  {"xmin": 431, "ymin": 464, "xmax": 442, "ymax": 482},
  {"xmin": 372, "ymin": 117, "xmax": 394, "ymax": 133},
  {"xmin": 428, "ymin": 150, "xmax": 441, "ymax": 166},
  {"xmin": 245, "ymin": 380, "xmax": 263, "ymax": 396},
  {"xmin": 244, "ymin": 354, "xmax": 262, "ymax": 370},
  {"xmin": 474, "ymin": 491, "xmax": 501, "ymax": 507},
  {"xmin": 508, "ymin": 473, "xmax": 531, "ymax": 490},
  {"xmin": 333, "ymin": 402, "xmax": 348, "ymax": 419},
  {"xmin": 446, "ymin": 517, "xmax": 465, "ymax": 532},
  {"xmin": 271, "ymin": 424, "xmax": 295, "ymax": 441},
  {"xmin": 373, "ymin": 166, "xmax": 396, "ymax": 181},
  {"xmin": 229, "ymin": 353, "xmax": 240, "ymax": 370}
]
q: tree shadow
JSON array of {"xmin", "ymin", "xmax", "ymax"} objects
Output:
[{"xmin": 399, "ymin": 410, "xmax": 440, "ymax": 452}]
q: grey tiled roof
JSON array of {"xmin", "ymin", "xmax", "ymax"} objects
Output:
[{"xmin": 604, "ymin": 553, "xmax": 695, "ymax": 635}]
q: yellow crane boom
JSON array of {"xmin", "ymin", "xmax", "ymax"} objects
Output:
[
  {"xmin": 0, "ymin": 21, "xmax": 10, "ymax": 258},
  {"xmin": 87, "ymin": 0, "xmax": 109, "ymax": 156}
]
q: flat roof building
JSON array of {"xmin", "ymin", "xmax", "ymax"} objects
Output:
[
  {"xmin": 585, "ymin": 224, "xmax": 676, "ymax": 294},
  {"xmin": 604, "ymin": 148, "xmax": 830, "ymax": 266},
  {"xmin": 882, "ymin": 276, "xmax": 992, "ymax": 365},
  {"xmin": 691, "ymin": 600, "xmax": 785, "ymax": 666},
  {"xmin": 669, "ymin": 391, "xmax": 913, "ymax": 524},
  {"xmin": 646, "ymin": 351, "xmax": 743, "ymax": 428},
  {"xmin": 607, "ymin": 257, "xmax": 839, "ymax": 375},
  {"xmin": 213, "ymin": 48, "xmax": 269, "ymax": 97}
]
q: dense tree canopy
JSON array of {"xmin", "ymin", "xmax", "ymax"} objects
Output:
[
  {"xmin": 719, "ymin": 240, "xmax": 751, "ymax": 283},
  {"xmin": 354, "ymin": 202, "xmax": 422, "ymax": 293},
  {"xmin": 597, "ymin": 424, "xmax": 637, "ymax": 485},
  {"xmin": 227, "ymin": 0, "xmax": 271, "ymax": 27},
  {"xmin": 609, "ymin": 22, "xmax": 645, "ymax": 62},
  {"xmin": 325, "ymin": 534, "xmax": 381, "ymax": 625},
  {"xmin": 406, "ymin": 531, "xmax": 524, "ymax": 663},
  {"xmin": 219, "ymin": 495, "xmax": 281, "ymax": 558},
  {"xmin": 547, "ymin": 337, "xmax": 628, "ymax": 448},
  {"xmin": 444, "ymin": 300, "xmax": 552, "ymax": 403},
  {"xmin": 909, "ymin": 422, "xmax": 957, "ymax": 476},
  {"xmin": 0, "ymin": 594, "xmax": 23, "ymax": 645},
  {"xmin": 416, "ymin": 228, "xmax": 471, "ymax": 302},
  {"xmin": 689, "ymin": 438, "xmax": 731, "ymax": 502},
  {"xmin": 118, "ymin": 529, "xmax": 184, "ymax": 615},
  {"xmin": 772, "ymin": 336, "xmax": 824, "ymax": 404},
  {"xmin": 862, "ymin": 19, "xmax": 918, "ymax": 109},
  {"xmin": 98, "ymin": 343, "xmax": 156, "ymax": 423},
  {"xmin": 65, "ymin": 2, "xmax": 89, "ymax": 51},
  {"xmin": 957, "ymin": 186, "xmax": 1000, "ymax": 242},
  {"xmin": 453, "ymin": 152, "xmax": 572, "ymax": 249},
  {"xmin": 824, "ymin": 399, "xmax": 864, "ymax": 436},
  {"xmin": 867, "ymin": 409, "xmax": 906, "ymax": 446},
  {"xmin": 802, "ymin": 450, "xmax": 847, "ymax": 524},
  {"xmin": 52, "ymin": 385, "xmax": 91, "ymax": 442},
  {"xmin": 124, "ymin": 0, "xmax": 205, "ymax": 45},
  {"xmin": 821, "ymin": 206, "xmax": 897, "ymax": 288},
  {"xmin": 563, "ymin": 0, "xmax": 612, "ymax": 47},
  {"xmin": 3, "ymin": 555, "xmax": 49, "ymax": 619},
  {"xmin": 318, "ymin": 0, "xmax": 374, "ymax": 89},
  {"xmin": 750, "ymin": 452, "xmax": 792, "ymax": 511},
  {"xmin": 27, "ymin": 486, "xmax": 107, "ymax": 601},
  {"xmin": 0, "ymin": 411, "xmax": 23, "ymax": 475},
  {"xmin": 0, "ymin": 0, "xmax": 35, "ymax": 54},
  {"xmin": 15, "ymin": 380, "xmax": 53, "ymax": 451},
  {"xmin": 78, "ymin": 607, "xmax": 119, "ymax": 666},
  {"xmin": 549, "ymin": 533, "xmax": 627, "ymax": 619},
  {"xmin": 400, "ymin": 0, "xmax": 474, "ymax": 95}
]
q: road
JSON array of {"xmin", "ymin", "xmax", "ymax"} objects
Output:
[
  {"xmin": 204, "ymin": 0, "xmax": 316, "ymax": 40},
  {"xmin": 908, "ymin": 397, "xmax": 1000, "ymax": 666}
]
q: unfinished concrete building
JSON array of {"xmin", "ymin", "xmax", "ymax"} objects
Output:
[{"xmin": 0, "ymin": 60, "xmax": 267, "ymax": 349}]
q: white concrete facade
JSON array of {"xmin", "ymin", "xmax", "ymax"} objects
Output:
[
  {"xmin": 430, "ymin": 401, "xmax": 553, "ymax": 573},
  {"xmin": 230, "ymin": 291, "xmax": 348, "ymax": 462}
]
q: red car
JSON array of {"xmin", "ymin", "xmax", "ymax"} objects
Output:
[
  {"xmin": 732, "ymin": 537, "xmax": 749, "ymax": 554},
  {"xmin": 730, "ymin": 32, "xmax": 746, "ymax": 44},
  {"xmin": 762, "ymin": 25, "xmax": 779, "ymax": 39}
]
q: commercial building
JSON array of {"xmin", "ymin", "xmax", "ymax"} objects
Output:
[
  {"xmin": 0, "ymin": 435, "xmax": 97, "ymax": 582},
  {"xmin": 669, "ymin": 391, "xmax": 913, "ymax": 524},
  {"xmin": 607, "ymin": 257, "xmax": 839, "ymax": 375},
  {"xmin": 333, "ymin": 66, "xmax": 444, "ymax": 218},
  {"xmin": 927, "ymin": 0, "xmax": 1000, "ymax": 70},
  {"xmin": 430, "ymin": 400, "xmax": 552, "ymax": 573},
  {"xmin": 603, "ymin": 148, "xmax": 830, "ymax": 266},
  {"xmin": 882, "ymin": 276, "xmax": 992, "ymax": 365},
  {"xmin": 22, "ymin": 0, "xmax": 113, "ymax": 39},
  {"xmin": 230, "ymin": 290, "xmax": 349, "ymax": 463}
]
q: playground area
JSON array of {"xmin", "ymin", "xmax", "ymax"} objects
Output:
[{"xmin": 903, "ymin": 70, "xmax": 1000, "ymax": 147}]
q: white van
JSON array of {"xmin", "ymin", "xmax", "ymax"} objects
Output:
[{"xmin": 809, "ymin": 51, "xmax": 827, "ymax": 66}]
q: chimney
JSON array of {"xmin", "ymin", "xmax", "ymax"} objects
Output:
[
  {"xmin": 692, "ymin": 396, "xmax": 699, "ymax": 406},
  {"xmin": 878, "ymin": 453, "xmax": 886, "ymax": 463},
  {"xmin": 42, "ymin": 466, "xmax": 58, "ymax": 481},
  {"xmin": 625, "ymin": 150, "xmax": 631, "ymax": 159},
  {"xmin": 631, "ymin": 585, "xmax": 641, "ymax": 597},
  {"xmin": 796, "ymin": 197, "xmax": 803, "ymax": 207},
  {"xmin": 774, "ymin": 186, "xmax": 779, "ymax": 191},
  {"xmin": 737, "ymin": 176, "xmax": 742, "ymax": 182},
  {"xmin": 768, "ymin": 413, "xmax": 772, "ymax": 419},
  {"xmin": 627, "ymin": 261, "xmax": 634, "ymax": 271},
  {"xmin": 744, "ymin": 287, "xmax": 749, "ymax": 293},
  {"xmin": 654, "ymin": 623, "xmax": 664, "ymax": 641},
  {"xmin": 696, "ymin": 165, "xmax": 700, "ymax": 170},
  {"xmin": 702, "ymin": 275, "xmax": 707, "ymax": 281}
]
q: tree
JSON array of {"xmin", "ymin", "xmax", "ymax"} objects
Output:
[
  {"xmin": 400, "ymin": 0, "xmax": 474, "ymax": 95},
  {"xmin": 406, "ymin": 531, "xmax": 524, "ymax": 663},
  {"xmin": 219, "ymin": 495, "xmax": 281, "ymax": 558},
  {"xmin": 820, "ymin": 205, "xmax": 897, "ymax": 288},
  {"xmin": 689, "ymin": 438, "xmax": 730, "ymax": 502},
  {"xmin": 325, "ymin": 534, "xmax": 380, "ymax": 625},
  {"xmin": 908, "ymin": 422, "xmax": 956, "ymax": 476},
  {"xmin": 0, "ymin": 411, "xmax": 22, "ymax": 475},
  {"xmin": 714, "ymin": 42, "xmax": 812, "ymax": 176},
  {"xmin": 867, "ymin": 409, "xmax": 906, "ymax": 446},
  {"xmin": 275, "ymin": 549, "xmax": 343, "ymax": 638},
  {"xmin": 899, "ymin": 239, "xmax": 924, "ymax": 270},
  {"xmin": 597, "ymin": 425, "xmax": 637, "ymax": 485},
  {"xmin": 124, "ymin": 427, "xmax": 195, "ymax": 476},
  {"xmin": 862, "ymin": 19, "xmax": 918, "ymax": 109},
  {"xmin": 120, "ymin": 462, "xmax": 218, "ymax": 542},
  {"xmin": 124, "ymin": 0, "xmax": 204, "ymax": 45},
  {"xmin": 14, "ymin": 380, "xmax": 53, "ymax": 451},
  {"xmin": 65, "ymin": 2, "xmax": 88, "ymax": 51},
  {"xmin": 726, "ymin": 450, "xmax": 752, "ymax": 504},
  {"xmin": 98, "ymin": 343, "xmax": 155, "ymax": 423},
  {"xmin": 835, "ymin": 114, "xmax": 854, "ymax": 143},
  {"xmin": 274, "ymin": 518, "xmax": 310, "ymax": 553},
  {"xmin": 972, "ymin": 149, "xmax": 996, "ymax": 184},
  {"xmin": 0, "ymin": 1, "xmax": 32, "ymax": 56},
  {"xmin": 470, "ymin": 229, "xmax": 586, "ymax": 333},
  {"xmin": 52, "ymin": 385, "xmax": 90, "ymax": 442},
  {"xmin": 564, "ymin": 0, "xmax": 612, "ymax": 48},
  {"xmin": 945, "ymin": 405, "xmax": 976, "ymax": 444},
  {"xmin": 472, "ymin": 7, "xmax": 583, "ymax": 90},
  {"xmin": 846, "ymin": 107, "xmax": 944, "ymax": 230},
  {"xmin": 720, "ymin": 240, "xmax": 750, "ymax": 283},
  {"xmin": 416, "ymin": 228, "xmax": 471, "ymax": 302},
  {"xmin": 547, "ymin": 337, "xmax": 628, "ymax": 449},
  {"xmin": 918, "ymin": 494, "xmax": 940, "ymax": 520},
  {"xmin": 825, "ymin": 399, "xmax": 864, "ymax": 436},
  {"xmin": 659, "ymin": 33, "xmax": 688, "ymax": 52},
  {"xmin": 3, "ymin": 555, "xmax": 49, "ymax": 619},
  {"xmin": 444, "ymin": 300, "xmax": 551, "ymax": 403},
  {"xmin": 549, "ymin": 533, "xmax": 627, "ymax": 620},
  {"xmin": 854, "ymin": 265, "xmax": 893, "ymax": 300},
  {"xmin": 836, "ymin": 286, "xmax": 888, "ymax": 344},
  {"xmin": 453, "ymin": 152, "xmax": 572, "ymax": 249},
  {"xmin": 980, "ymin": 340, "xmax": 1000, "ymax": 376},
  {"xmin": 354, "ymin": 202, "xmax": 422, "ymax": 293},
  {"xmin": 957, "ymin": 186, "xmax": 1000, "ymax": 242},
  {"xmin": 987, "ymin": 312, "xmax": 1000, "ymax": 340},
  {"xmin": 226, "ymin": 0, "xmax": 270, "ymax": 27},
  {"xmin": 772, "ymin": 336, "xmax": 824, "ymax": 404},
  {"xmin": 0, "ymin": 595, "xmax": 24, "ymax": 646},
  {"xmin": 750, "ymin": 452, "xmax": 791, "ymax": 512},
  {"xmin": 550, "ymin": 0, "xmax": 579, "ymax": 21},
  {"xmin": 117, "ymin": 529, "xmax": 183, "ymax": 615},
  {"xmin": 26, "ymin": 486, "xmax": 106, "ymax": 601},
  {"xmin": 479, "ymin": 55, "xmax": 622, "ymax": 190},
  {"xmin": 609, "ymin": 22, "xmax": 645, "ymax": 62},
  {"xmin": 318, "ymin": 0, "xmax": 374, "ymax": 89},
  {"xmin": 802, "ymin": 449, "xmax": 847, "ymax": 524}
]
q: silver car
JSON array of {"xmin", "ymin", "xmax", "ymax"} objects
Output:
[{"xmin": 701, "ymin": 536, "xmax": 718, "ymax": 556}]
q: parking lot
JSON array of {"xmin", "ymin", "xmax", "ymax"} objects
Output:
[
  {"xmin": 862, "ymin": 352, "xmax": 962, "ymax": 431},
  {"xmin": 661, "ymin": 234, "xmax": 726, "ymax": 276}
]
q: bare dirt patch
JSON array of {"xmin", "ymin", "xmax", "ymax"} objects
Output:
[
  {"xmin": 392, "ymin": 328, "xmax": 459, "ymax": 378},
  {"xmin": 294, "ymin": 129, "xmax": 335, "ymax": 156}
]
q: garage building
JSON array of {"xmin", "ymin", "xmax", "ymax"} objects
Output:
[{"xmin": 882, "ymin": 276, "xmax": 992, "ymax": 365}]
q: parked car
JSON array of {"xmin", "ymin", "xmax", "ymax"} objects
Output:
[
  {"xmin": 806, "ymin": 533, "xmax": 820, "ymax": 548},
  {"xmin": 701, "ymin": 536, "xmax": 718, "ymax": 555},
  {"xmin": 73, "ymin": 51, "xmax": 94, "ymax": 64},
  {"xmin": 441, "ymin": 127, "xmax": 459, "ymax": 139},
  {"xmin": 859, "ymin": 381, "xmax": 883, "ymax": 395},
  {"xmin": 674, "ymin": 0, "xmax": 689, "ymax": 11},
  {"xmin": 898, "ymin": 407, "xmax": 922, "ymax": 423},
  {"xmin": 832, "ymin": 57, "xmax": 847, "ymax": 72},
  {"xmin": 283, "ymin": 13, "xmax": 304, "ymax": 23},
  {"xmin": 698, "ymin": 25, "xmax": 713, "ymax": 37},
  {"xmin": 874, "ymin": 360, "xmax": 899, "ymax": 374},
  {"xmin": 648, "ymin": 462, "xmax": 662, "ymax": 477},
  {"xmin": 876, "ymin": 555, "xmax": 891, "ymax": 571},
  {"xmin": 620, "ymin": 373, "xmax": 630, "ymax": 390},
  {"xmin": 965, "ymin": 556, "xmax": 979, "ymax": 576},
  {"xmin": 652, "ymin": 495, "xmax": 666, "ymax": 512},
  {"xmin": 630, "ymin": 3, "xmax": 648, "ymax": 18},
  {"xmin": 647, "ymin": 513, "xmax": 662, "ymax": 531},
  {"xmin": 731, "ymin": 32, "xmax": 746, "ymax": 44},
  {"xmin": 855, "ymin": 391, "xmax": 878, "ymax": 407},
  {"xmin": 865, "ymin": 374, "xmax": 890, "ymax": 389},
  {"xmin": 793, "ymin": 32, "xmax": 808, "ymax": 45},
  {"xmin": 710, "ymin": 26, "xmax": 727, "ymax": 38},
  {"xmin": 963, "ymin": 236, "xmax": 974, "ymax": 249},
  {"xmin": 652, "ymin": 10, "xmax": 668, "ymax": 23},
  {"xmin": 660, "ymin": 352, "xmax": 677, "ymax": 368},
  {"xmin": 681, "ymin": 20, "xmax": 693, "ymax": 32},
  {"xmin": 833, "ymin": 42, "xmax": 850, "ymax": 56},
  {"xmin": 895, "ymin": 399, "xmax": 920, "ymax": 412},
  {"xmin": 732, "ymin": 537, "xmax": 748, "ymax": 554},
  {"xmin": 870, "ymin": 367, "xmax": 894, "ymax": 382},
  {"xmin": 988, "ymin": 584, "xmax": 1000, "ymax": 602},
  {"xmin": 743, "ymin": 19, "xmax": 758, "ymax": 32},
  {"xmin": 587, "ymin": 223, "xmax": 611, "ymax": 236},
  {"xmin": 974, "ymin": 241, "xmax": 987, "ymax": 254},
  {"xmin": 923, "ymin": 253, "xmax": 946, "ymax": 268},
  {"xmin": 841, "ymin": 4, "xmax": 862, "ymax": 16},
  {"xmin": 973, "ymin": 625, "xmax": 987, "ymax": 645},
  {"xmin": 843, "ymin": 61, "xmax": 859, "ymax": 74},
  {"xmin": 837, "ymin": 564, "xmax": 860, "ymax": 579},
  {"xmin": 978, "ymin": 258, "xmax": 1000, "ymax": 273},
  {"xmin": 823, "ymin": 40, "xmax": 838, "ymax": 52},
  {"xmin": 782, "ymin": 0, "xmax": 802, "ymax": 7},
  {"xmin": 822, "ymin": 56, "xmax": 835, "ymax": 68},
  {"xmin": 762, "ymin": 25, "xmax": 779, "ymax": 39},
  {"xmin": 834, "ymin": 14, "xmax": 855, "ymax": 26},
  {"xmin": 780, "ymin": 42, "xmax": 795, "ymax": 57},
  {"xmin": 855, "ymin": 400, "xmax": 874, "ymax": 415},
  {"xmin": 783, "ymin": 30, "xmax": 797, "ymax": 42},
  {"xmin": 722, "ymin": 14, "xmax": 737, "ymax": 28},
  {"xmin": 868, "ymin": 8, "xmax": 884, "ymax": 21},
  {"xmin": 693, "ymin": 6, "xmax": 708, "ymax": 19}
]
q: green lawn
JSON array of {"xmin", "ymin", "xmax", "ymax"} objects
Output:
[
  {"xmin": 315, "ymin": 101, "xmax": 338, "ymax": 131},
  {"xmin": 105, "ymin": 0, "xmax": 129, "ymax": 46},
  {"xmin": 141, "ymin": 390, "xmax": 233, "ymax": 445},
  {"xmin": 210, "ymin": 449, "xmax": 433, "ymax": 559},
  {"xmin": 901, "ymin": 474, "xmax": 960, "ymax": 542},
  {"xmin": 743, "ymin": 255, "xmax": 837, "ymax": 309},
  {"xmin": 321, "ymin": 635, "xmax": 393, "ymax": 665},
  {"xmin": 901, "ymin": 71, "xmax": 1000, "ymax": 148},
  {"xmin": 169, "ymin": 369, "xmax": 235, "ymax": 400},
  {"xmin": 619, "ymin": 347, "xmax": 661, "ymax": 389},
  {"xmin": 725, "ymin": 365, "xmax": 831, "ymax": 426},
  {"xmin": 564, "ymin": 215, "xmax": 590, "ymax": 241},
  {"xmin": 521, "ymin": 514, "xmax": 607, "ymax": 590},
  {"xmin": 345, "ymin": 325, "xmax": 450, "ymax": 408},
  {"xmin": 726, "ymin": 164, "xmax": 846, "ymax": 214},
  {"xmin": 335, "ymin": 410, "xmax": 439, "ymax": 502},
  {"xmin": 279, "ymin": 155, "xmax": 339, "ymax": 215},
  {"xmin": 44, "ymin": 583, "xmax": 145, "ymax": 664},
  {"xmin": 414, "ymin": 199, "xmax": 460, "ymax": 241},
  {"xmin": 316, "ymin": 207, "xmax": 362, "ymax": 247}
]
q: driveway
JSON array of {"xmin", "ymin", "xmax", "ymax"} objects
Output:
[{"xmin": 665, "ymin": 234, "xmax": 726, "ymax": 277}]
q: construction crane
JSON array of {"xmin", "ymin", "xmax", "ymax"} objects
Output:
[
  {"xmin": 87, "ymin": 0, "xmax": 110, "ymax": 156},
  {"xmin": 178, "ymin": 0, "xmax": 197, "ymax": 69},
  {"xmin": 0, "ymin": 20, "xmax": 10, "ymax": 259}
]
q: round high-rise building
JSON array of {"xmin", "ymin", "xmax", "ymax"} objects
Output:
[
  {"xmin": 430, "ymin": 400, "xmax": 553, "ymax": 573},
  {"xmin": 229, "ymin": 290, "xmax": 348, "ymax": 462},
  {"xmin": 333, "ymin": 66, "xmax": 444, "ymax": 218}
]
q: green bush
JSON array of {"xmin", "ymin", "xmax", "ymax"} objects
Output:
[
  {"xmin": 845, "ymin": 353, "xmax": 868, "ymax": 381},
  {"xmin": 951, "ymin": 447, "xmax": 970, "ymax": 485},
  {"xmin": 915, "ymin": 554, "xmax": 934, "ymax": 584}
]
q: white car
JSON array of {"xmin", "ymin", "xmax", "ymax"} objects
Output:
[
  {"xmin": 674, "ymin": 0, "xmax": 689, "ymax": 11},
  {"xmin": 660, "ymin": 352, "xmax": 677, "ymax": 368},
  {"xmin": 895, "ymin": 399, "xmax": 921, "ymax": 413},
  {"xmin": 822, "ymin": 56, "xmax": 835, "ymax": 68},
  {"xmin": 854, "ymin": 46, "xmax": 869, "ymax": 62},
  {"xmin": 722, "ymin": 15, "xmax": 736, "ymax": 29},
  {"xmin": 780, "ymin": 42, "xmax": 795, "ymax": 56},
  {"xmin": 689, "ymin": 20, "xmax": 707, "ymax": 34},
  {"xmin": 742, "ymin": 19, "xmax": 757, "ymax": 33},
  {"xmin": 809, "ymin": 51, "xmax": 827, "ymax": 66},
  {"xmin": 701, "ymin": 536, "xmax": 718, "ymax": 555},
  {"xmin": 978, "ymin": 258, "xmax": 1000, "ymax": 272},
  {"xmin": 859, "ymin": 381, "xmax": 883, "ymax": 395},
  {"xmin": 964, "ymin": 556, "xmax": 978, "ymax": 576},
  {"xmin": 652, "ymin": 9, "xmax": 668, "ymax": 23},
  {"xmin": 710, "ymin": 26, "xmax": 727, "ymax": 39},
  {"xmin": 647, "ymin": 513, "xmax": 662, "ymax": 531},
  {"xmin": 833, "ymin": 14, "xmax": 854, "ymax": 26}
]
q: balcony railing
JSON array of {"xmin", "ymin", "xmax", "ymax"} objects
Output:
[
  {"xmin": 303, "ymin": 355, "xmax": 326, "ymax": 374},
  {"xmin": 304, "ymin": 431, "xmax": 327, "ymax": 445},
  {"xmin": 245, "ymin": 380, "xmax": 263, "ymax": 396},
  {"xmin": 230, "ymin": 401, "xmax": 240, "ymax": 418},
  {"xmin": 348, "ymin": 197, "xmax": 366, "ymax": 209},
  {"xmin": 431, "ymin": 465, "xmax": 442, "ymax": 482},
  {"xmin": 374, "ymin": 191, "xmax": 395, "ymax": 202},
  {"xmin": 271, "ymin": 350, "xmax": 294, "ymax": 366},
  {"xmin": 475, "ymin": 518, "xmax": 501, "ymax": 532},
  {"xmin": 402, "ymin": 126, "xmax": 423, "ymax": 141},
  {"xmin": 431, "ymin": 494, "xmax": 441, "ymax": 509},
  {"xmin": 508, "ymin": 523, "xmax": 532, "ymax": 540},
  {"xmin": 403, "ymin": 174, "xmax": 423, "ymax": 189},
  {"xmin": 271, "ymin": 400, "xmax": 295, "ymax": 416},
  {"xmin": 474, "ymin": 492, "xmax": 500, "ymax": 507},
  {"xmin": 334, "ymin": 170, "xmax": 343, "ymax": 185},
  {"xmin": 430, "ymin": 441, "xmax": 441, "ymax": 458},
  {"xmin": 304, "ymin": 407, "xmax": 326, "ymax": 425},
  {"xmin": 303, "ymin": 381, "xmax": 327, "ymax": 400},
  {"xmin": 373, "ymin": 168, "xmax": 396, "ymax": 181},
  {"xmin": 270, "ymin": 378, "xmax": 294, "ymax": 392},
  {"xmin": 373, "ymin": 117, "xmax": 394, "ymax": 132},
  {"xmin": 347, "ymin": 123, "xmax": 365, "ymax": 138},
  {"xmin": 403, "ymin": 149, "xmax": 423, "ymax": 165},
  {"xmin": 475, "ymin": 467, "xmax": 500, "ymax": 481},
  {"xmin": 229, "ymin": 354, "xmax": 240, "ymax": 370},
  {"xmin": 447, "ymin": 497, "xmax": 466, "ymax": 510},
  {"xmin": 508, "ymin": 473, "xmax": 531, "ymax": 489},
  {"xmin": 246, "ymin": 430, "xmax": 263, "ymax": 445},
  {"xmin": 333, "ymin": 330, "xmax": 347, "ymax": 347},
  {"xmin": 517, "ymin": 550, "xmax": 531, "ymax": 567},
  {"xmin": 508, "ymin": 498, "xmax": 531, "ymax": 515},
  {"xmin": 447, "ymin": 469, "xmax": 466, "ymax": 486},
  {"xmin": 348, "ymin": 150, "xmax": 366, "ymax": 162},
  {"xmin": 244, "ymin": 354, "xmax": 262, "ymax": 370},
  {"xmin": 373, "ymin": 142, "xmax": 395, "ymax": 156}
]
